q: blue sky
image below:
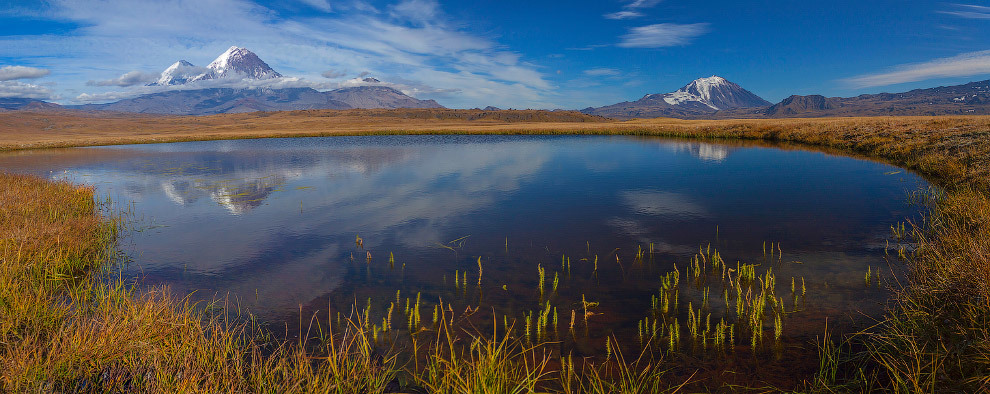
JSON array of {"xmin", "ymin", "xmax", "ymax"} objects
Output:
[{"xmin": 1, "ymin": 0, "xmax": 989, "ymax": 109}]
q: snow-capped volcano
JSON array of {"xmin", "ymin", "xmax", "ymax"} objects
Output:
[
  {"xmin": 191, "ymin": 46, "xmax": 282, "ymax": 82},
  {"xmin": 582, "ymin": 75, "xmax": 771, "ymax": 119},
  {"xmin": 151, "ymin": 47, "xmax": 282, "ymax": 86},
  {"xmin": 153, "ymin": 60, "xmax": 203, "ymax": 86},
  {"xmin": 100, "ymin": 46, "xmax": 442, "ymax": 114},
  {"xmin": 642, "ymin": 76, "xmax": 770, "ymax": 111}
]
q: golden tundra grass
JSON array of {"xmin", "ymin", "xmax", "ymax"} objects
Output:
[
  {"xmin": 3, "ymin": 110, "xmax": 990, "ymax": 391},
  {"xmin": 0, "ymin": 174, "xmax": 400, "ymax": 392},
  {"xmin": 0, "ymin": 173, "xmax": 684, "ymax": 392}
]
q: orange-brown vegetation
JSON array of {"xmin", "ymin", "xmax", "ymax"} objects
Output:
[
  {"xmin": 3, "ymin": 110, "xmax": 990, "ymax": 391},
  {"xmin": 3, "ymin": 110, "xmax": 989, "ymax": 188}
]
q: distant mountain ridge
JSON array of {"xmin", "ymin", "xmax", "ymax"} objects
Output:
[
  {"xmin": 8, "ymin": 55, "xmax": 990, "ymax": 118},
  {"xmin": 752, "ymin": 80, "xmax": 990, "ymax": 118},
  {"xmin": 74, "ymin": 46, "xmax": 443, "ymax": 114},
  {"xmin": 0, "ymin": 97, "xmax": 62, "ymax": 112},
  {"xmin": 585, "ymin": 77, "xmax": 990, "ymax": 119},
  {"xmin": 74, "ymin": 86, "xmax": 442, "ymax": 115},
  {"xmin": 583, "ymin": 76, "xmax": 770, "ymax": 119}
]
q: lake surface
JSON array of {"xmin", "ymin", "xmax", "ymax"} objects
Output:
[{"xmin": 0, "ymin": 135, "xmax": 927, "ymax": 385}]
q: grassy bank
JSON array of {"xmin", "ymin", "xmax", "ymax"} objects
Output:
[
  {"xmin": 2, "ymin": 113, "xmax": 989, "ymax": 391},
  {"xmin": 0, "ymin": 173, "xmax": 688, "ymax": 392},
  {"xmin": 639, "ymin": 121, "xmax": 990, "ymax": 392},
  {"xmin": 0, "ymin": 174, "xmax": 400, "ymax": 392}
]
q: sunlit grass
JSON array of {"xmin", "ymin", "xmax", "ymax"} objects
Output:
[{"xmin": 4, "ymin": 112, "xmax": 990, "ymax": 391}]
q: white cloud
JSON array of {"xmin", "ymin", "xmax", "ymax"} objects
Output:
[
  {"xmin": 0, "ymin": 81, "xmax": 56, "ymax": 99},
  {"xmin": 297, "ymin": 0, "xmax": 332, "ymax": 12},
  {"xmin": 603, "ymin": 0, "xmax": 662, "ymax": 19},
  {"xmin": 617, "ymin": 23, "xmax": 709, "ymax": 48},
  {"xmin": 843, "ymin": 50, "xmax": 990, "ymax": 88},
  {"xmin": 321, "ymin": 69, "xmax": 347, "ymax": 79},
  {"xmin": 0, "ymin": 66, "xmax": 51, "ymax": 81},
  {"xmin": 620, "ymin": 190, "xmax": 710, "ymax": 219},
  {"xmin": 583, "ymin": 68, "xmax": 621, "ymax": 77},
  {"xmin": 938, "ymin": 4, "xmax": 990, "ymax": 19},
  {"xmin": 604, "ymin": 11, "xmax": 642, "ymax": 20},
  {"xmin": 86, "ymin": 70, "xmax": 159, "ymax": 87},
  {"xmin": 628, "ymin": 0, "xmax": 662, "ymax": 8},
  {"xmin": 389, "ymin": 0, "xmax": 440, "ymax": 25}
]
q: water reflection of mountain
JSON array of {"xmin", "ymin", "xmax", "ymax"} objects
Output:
[
  {"xmin": 105, "ymin": 137, "xmax": 554, "ymax": 318},
  {"xmin": 18, "ymin": 143, "xmax": 418, "ymax": 214},
  {"xmin": 667, "ymin": 142, "xmax": 732, "ymax": 162},
  {"xmin": 209, "ymin": 177, "xmax": 285, "ymax": 215},
  {"xmin": 158, "ymin": 174, "xmax": 289, "ymax": 214}
]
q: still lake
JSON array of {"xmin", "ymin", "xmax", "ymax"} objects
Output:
[{"xmin": 1, "ymin": 135, "xmax": 928, "ymax": 383}]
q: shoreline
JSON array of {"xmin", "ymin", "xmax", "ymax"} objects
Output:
[
  {"xmin": 2, "ymin": 111, "xmax": 988, "ymax": 187},
  {"xmin": 2, "ymin": 111, "xmax": 989, "ymax": 391}
]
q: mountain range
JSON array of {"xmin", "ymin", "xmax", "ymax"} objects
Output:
[
  {"xmin": 3, "ymin": 46, "xmax": 990, "ymax": 118},
  {"xmin": 582, "ymin": 76, "xmax": 990, "ymax": 119},
  {"xmin": 67, "ymin": 46, "xmax": 441, "ymax": 115},
  {"xmin": 582, "ymin": 76, "xmax": 770, "ymax": 118}
]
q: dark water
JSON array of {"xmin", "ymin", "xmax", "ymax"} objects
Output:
[{"xmin": 0, "ymin": 135, "xmax": 927, "ymax": 385}]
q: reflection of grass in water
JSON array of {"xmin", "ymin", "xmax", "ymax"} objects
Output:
[
  {"xmin": 340, "ymin": 236, "xmax": 820, "ymax": 389},
  {"xmin": 6, "ymin": 172, "xmax": 946, "ymax": 391}
]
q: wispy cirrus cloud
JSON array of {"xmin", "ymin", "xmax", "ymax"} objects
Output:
[
  {"xmin": 297, "ymin": 0, "xmax": 332, "ymax": 13},
  {"xmin": 617, "ymin": 23, "xmax": 709, "ymax": 48},
  {"xmin": 321, "ymin": 69, "xmax": 347, "ymax": 79},
  {"xmin": 0, "ymin": 66, "xmax": 51, "ymax": 81},
  {"xmin": 843, "ymin": 50, "xmax": 990, "ymax": 88},
  {"xmin": 583, "ymin": 68, "xmax": 621, "ymax": 77},
  {"xmin": 86, "ymin": 70, "xmax": 159, "ymax": 87},
  {"xmin": 1, "ymin": 0, "xmax": 556, "ymax": 108},
  {"xmin": 0, "ymin": 81, "xmax": 57, "ymax": 99},
  {"xmin": 938, "ymin": 4, "xmax": 990, "ymax": 19},
  {"xmin": 604, "ymin": 0, "xmax": 662, "ymax": 20}
]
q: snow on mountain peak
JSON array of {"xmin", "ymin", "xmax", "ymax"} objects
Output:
[
  {"xmin": 649, "ymin": 75, "xmax": 769, "ymax": 111},
  {"xmin": 153, "ymin": 47, "xmax": 283, "ymax": 86},
  {"xmin": 190, "ymin": 46, "xmax": 282, "ymax": 82},
  {"xmin": 676, "ymin": 76, "xmax": 729, "ymax": 108},
  {"xmin": 153, "ymin": 60, "xmax": 201, "ymax": 86}
]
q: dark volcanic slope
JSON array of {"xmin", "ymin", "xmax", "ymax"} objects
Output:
[
  {"xmin": 74, "ymin": 86, "xmax": 443, "ymax": 115},
  {"xmin": 0, "ymin": 98, "xmax": 62, "ymax": 112},
  {"xmin": 583, "ymin": 76, "xmax": 771, "ymax": 119},
  {"xmin": 589, "ymin": 79, "xmax": 990, "ymax": 120},
  {"xmin": 75, "ymin": 88, "xmax": 349, "ymax": 115},
  {"xmin": 758, "ymin": 80, "xmax": 990, "ymax": 118},
  {"xmin": 325, "ymin": 86, "xmax": 443, "ymax": 109}
]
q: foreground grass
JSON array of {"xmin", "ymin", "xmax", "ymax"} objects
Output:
[
  {"xmin": 3, "ymin": 113, "xmax": 990, "ymax": 392},
  {"xmin": 0, "ymin": 174, "xmax": 397, "ymax": 392},
  {"xmin": 638, "ymin": 122, "xmax": 990, "ymax": 392},
  {"xmin": 802, "ymin": 188, "xmax": 990, "ymax": 392},
  {"xmin": 0, "ymin": 173, "xmax": 682, "ymax": 392}
]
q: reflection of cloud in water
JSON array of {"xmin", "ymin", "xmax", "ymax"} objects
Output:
[
  {"xmin": 605, "ymin": 217, "xmax": 694, "ymax": 254},
  {"xmin": 666, "ymin": 142, "xmax": 731, "ymax": 162},
  {"xmin": 58, "ymin": 138, "xmax": 550, "ymax": 276},
  {"xmin": 290, "ymin": 142, "xmax": 550, "ymax": 248},
  {"xmin": 161, "ymin": 180, "xmax": 199, "ymax": 205},
  {"xmin": 621, "ymin": 190, "xmax": 710, "ymax": 219}
]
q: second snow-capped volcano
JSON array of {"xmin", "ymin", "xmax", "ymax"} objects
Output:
[
  {"xmin": 642, "ymin": 76, "xmax": 770, "ymax": 111},
  {"xmin": 582, "ymin": 76, "xmax": 770, "ymax": 119}
]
